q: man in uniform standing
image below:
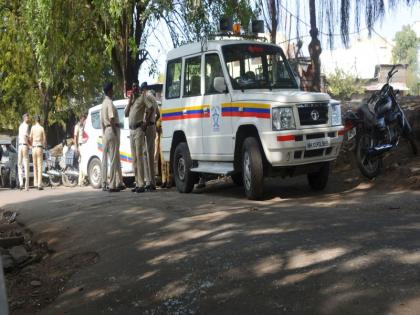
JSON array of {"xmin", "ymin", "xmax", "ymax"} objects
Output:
[
  {"xmin": 18, "ymin": 113, "xmax": 30, "ymax": 190},
  {"xmin": 29, "ymin": 115, "xmax": 46, "ymax": 190},
  {"xmin": 125, "ymin": 81, "xmax": 152, "ymax": 193},
  {"xmin": 74, "ymin": 114, "xmax": 87, "ymax": 187},
  {"xmin": 143, "ymin": 83, "xmax": 159, "ymax": 191},
  {"xmin": 100, "ymin": 82, "xmax": 122, "ymax": 192}
]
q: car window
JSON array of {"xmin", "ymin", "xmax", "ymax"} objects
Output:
[
  {"xmin": 91, "ymin": 111, "xmax": 101, "ymax": 129},
  {"xmin": 117, "ymin": 107, "xmax": 125, "ymax": 129},
  {"xmin": 166, "ymin": 59, "xmax": 182, "ymax": 99},
  {"xmin": 184, "ymin": 56, "xmax": 201, "ymax": 97},
  {"xmin": 205, "ymin": 53, "xmax": 224, "ymax": 95}
]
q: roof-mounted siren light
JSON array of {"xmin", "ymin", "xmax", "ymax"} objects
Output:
[
  {"xmin": 219, "ymin": 17, "xmax": 233, "ymax": 33},
  {"xmin": 249, "ymin": 20, "xmax": 264, "ymax": 35}
]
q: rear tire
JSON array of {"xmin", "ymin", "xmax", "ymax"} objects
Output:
[
  {"xmin": 62, "ymin": 171, "xmax": 77, "ymax": 187},
  {"xmin": 242, "ymin": 137, "xmax": 264, "ymax": 200},
  {"xmin": 307, "ymin": 162, "xmax": 330, "ymax": 191},
  {"xmin": 355, "ymin": 132, "xmax": 382, "ymax": 179},
  {"xmin": 231, "ymin": 173, "xmax": 243, "ymax": 186},
  {"xmin": 173, "ymin": 142, "xmax": 196, "ymax": 193},
  {"xmin": 88, "ymin": 158, "xmax": 102, "ymax": 189}
]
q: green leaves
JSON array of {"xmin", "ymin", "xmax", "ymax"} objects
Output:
[{"xmin": 392, "ymin": 25, "xmax": 419, "ymax": 95}]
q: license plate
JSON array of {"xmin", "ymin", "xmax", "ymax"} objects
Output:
[{"xmin": 306, "ymin": 138, "xmax": 330, "ymax": 150}]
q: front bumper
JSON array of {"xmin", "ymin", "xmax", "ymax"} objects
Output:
[{"xmin": 261, "ymin": 126, "xmax": 344, "ymax": 167}]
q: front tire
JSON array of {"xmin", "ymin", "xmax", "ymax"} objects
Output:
[
  {"xmin": 355, "ymin": 132, "xmax": 382, "ymax": 179},
  {"xmin": 242, "ymin": 137, "xmax": 264, "ymax": 200},
  {"xmin": 88, "ymin": 158, "xmax": 102, "ymax": 189},
  {"xmin": 173, "ymin": 142, "xmax": 196, "ymax": 193},
  {"xmin": 307, "ymin": 162, "xmax": 330, "ymax": 191}
]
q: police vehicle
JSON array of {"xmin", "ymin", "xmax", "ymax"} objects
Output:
[{"xmin": 160, "ymin": 20, "xmax": 344, "ymax": 199}]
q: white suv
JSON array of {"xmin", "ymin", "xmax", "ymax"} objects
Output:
[
  {"xmin": 161, "ymin": 40, "xmax": 344, "ymax": 199},
  {"xmin": 82, "ymin": 99, "xmax": 133, "ymax": 188}
]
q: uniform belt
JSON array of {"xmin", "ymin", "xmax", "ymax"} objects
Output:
[
  {"xmin": 33, "ymin": 145, "xmax": 43, "ymax": 148},
  {"xmin": 129, "ymin": 122, "xmax": 143, "ymax": 130}
]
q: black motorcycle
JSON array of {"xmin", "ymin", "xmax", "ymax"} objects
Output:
[{"xmin": 344, "ymin": 65, "xmax": 418, "ymax": 179}]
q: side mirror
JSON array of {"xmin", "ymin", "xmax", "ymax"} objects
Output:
[{"xmin": 214, "ymin": 77, "xmax": 227, "ymax": 93}]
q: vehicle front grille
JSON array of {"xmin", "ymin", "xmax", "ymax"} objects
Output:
[{"xmin": 297, "ymin": 102, "xmax": 329, "ymax": 126}]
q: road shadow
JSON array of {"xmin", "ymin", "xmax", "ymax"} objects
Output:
[{"xmin": 1, "ymin": 181, "xmax": 420, "ymax": 314}]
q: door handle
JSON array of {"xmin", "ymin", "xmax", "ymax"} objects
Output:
[
  {"xmin": 127, "ymin": 136, "xmax": 130, "ymax": 139},
  {"xmin": 98, "ymin": 136, "xmax": 102, "ymax": 139}
]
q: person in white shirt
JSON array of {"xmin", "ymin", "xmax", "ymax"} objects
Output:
[
  {"xmin": 74, "ymin": 114, "xmax": 87, "ymax": 186},
  {"xmin": 17, "ymin": 113, "xmax": 30, "ymax": 190}
]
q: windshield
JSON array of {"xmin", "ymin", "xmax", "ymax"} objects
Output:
[{"xmin": 222, "ymin": 44, "xmax": 298, "ymax": 90}]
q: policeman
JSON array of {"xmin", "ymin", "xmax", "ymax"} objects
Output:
[
  {"xmin": 156, "ymin": 105, "xmax": 171, "ymax": 188},
  {"xmin": 29, "ymin": 115, "xmax": 46, "ymax": 190},
  {"xmin": 100, "ymin": 82, "xmax": 122, "ymax": 192},
  {"xmin": 74, "ymin": 114, "xmax": 87, "ymax": 186},
  {"xmin": 143, "ymin": 83, "xmax": 159, "ymax": 190},
  {"xmin": 18, "ymin": 113, "xmax": 30, "ymax": 190},
  {"xmin": 125, "ymin": 81, "xmax": 151, "ymax": 193}
]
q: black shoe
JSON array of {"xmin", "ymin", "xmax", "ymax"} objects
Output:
[
  {"xmin": 19, "ymin": 186, "xmax": 23, "ymax": 191},
  {"xmin": 118, "ymin": 185, "xmax": 126, "ymax": 191},
  {"xmin": 136, "ymin": 186, "xmax": 145, "ymax": 193},
  {"xmin": 108, "ymin": 188, "xmax": 120, "ymax": 193},
  {"xmin": 160, "ymin": 182, "xmax": 167, "ymax": 189},
  {"xmin": 102, "ymin": 183, "xmax": 108, "ymax": 191},
  {"xmin": 38, "ymin": 187, "xmax": 44, "ymax": 191},
  {"xmin": 131, "ymin": 187, "xmax": 138, "ymax": 192}
]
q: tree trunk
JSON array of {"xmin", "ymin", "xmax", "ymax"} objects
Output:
[{"xmin": 307, "ymin": 0, "xmax": 322, "ymax": 92}]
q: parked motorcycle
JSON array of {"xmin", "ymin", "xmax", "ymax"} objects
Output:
[
  {"xmin": 344, "ymin": 65, "xmax": 418, "ymax": 179},
  {"xmin": 43, "ymin": 150, "xmax": 62, "ymax": 186},
  {"xmin": 43, "ymin": 142, "xmax": 79, "ymax": 187}
]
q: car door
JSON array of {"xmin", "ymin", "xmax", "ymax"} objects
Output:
[
  {"xmin": 202, "ymin": 52, "xmax": 234, "ymax": 160},
  {"xmin": 180, "ymin": 54, "xmax": 205, "ymax": 159},
  {"xmin": 116, "ymin": 105, "xmax": 133, "ymax": 176}
]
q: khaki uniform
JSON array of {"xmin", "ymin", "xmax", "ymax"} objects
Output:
[
  {"xmin": 126, "ymin": 94, "xmax": 152, "ymax": 188},
  {"xmin": 156, "ymin": 114, "xmax": 171, "ymax": 185},
  {"xmin": 145, "ymin": 94, "xmax": 158, "ymax": 186},
  {"xmin": 18, "ymin": 122, "xmax": 30, "ymax": 190},
  {"xmin": 29, "ymin": 122, "xmax": 46, "ymax": 188},
  {"xmin": 100, "ymin": 95, "xmax": 121, "ymax": 190},
  {"xmin": 74, "ymin": 122, "xmax": 85, "ymax": 186}
]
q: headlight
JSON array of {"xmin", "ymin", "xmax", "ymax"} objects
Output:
[
  {"xmin": 330, "ymin": 103, "xmax": 342, "ymax": 126},
  {"xmin": 272, "ymin": 107, "xmax": 296, "ymax": 130}
]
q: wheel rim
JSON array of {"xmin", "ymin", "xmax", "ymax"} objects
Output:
[
  {"xmin": 243, "ymin": 151, "xmax": 251, "ymax": 191},
  {"xmin": 177, "ymin": 156, "xmax": 186, "ymax": 181},
  {"xmin": 91, "ymin": 163, "xmax": 101, "ymax": 186}
]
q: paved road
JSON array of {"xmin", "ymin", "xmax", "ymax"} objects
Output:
[{"xmin": 1, "ymin": 174, "xmax": 420, "ymax": 315}]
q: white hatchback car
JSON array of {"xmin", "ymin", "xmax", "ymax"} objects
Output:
[{"xmin": 82, "ymin": 99, "xmax": 134, "ymax": 188}]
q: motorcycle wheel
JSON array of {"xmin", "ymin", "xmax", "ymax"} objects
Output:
[
  {"xmin": 62, "ymin": 173, "xmax": 78, "ymax": 187},
  {"xmin": 355, "ymin": 132, "xmax": 383, "ymax": 179},
  {"xmin": 49, "ymin": 175, "xmax": 62, "ymax": 187}
]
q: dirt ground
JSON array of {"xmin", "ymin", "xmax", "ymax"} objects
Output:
[{"xmin": 1, "ymin": 140, "xmax": 420, "ymax": 315}]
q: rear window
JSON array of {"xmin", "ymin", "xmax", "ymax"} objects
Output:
[{"xmin": 91, "ymin": 111, "xmax": 100, "ymax": 129}]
